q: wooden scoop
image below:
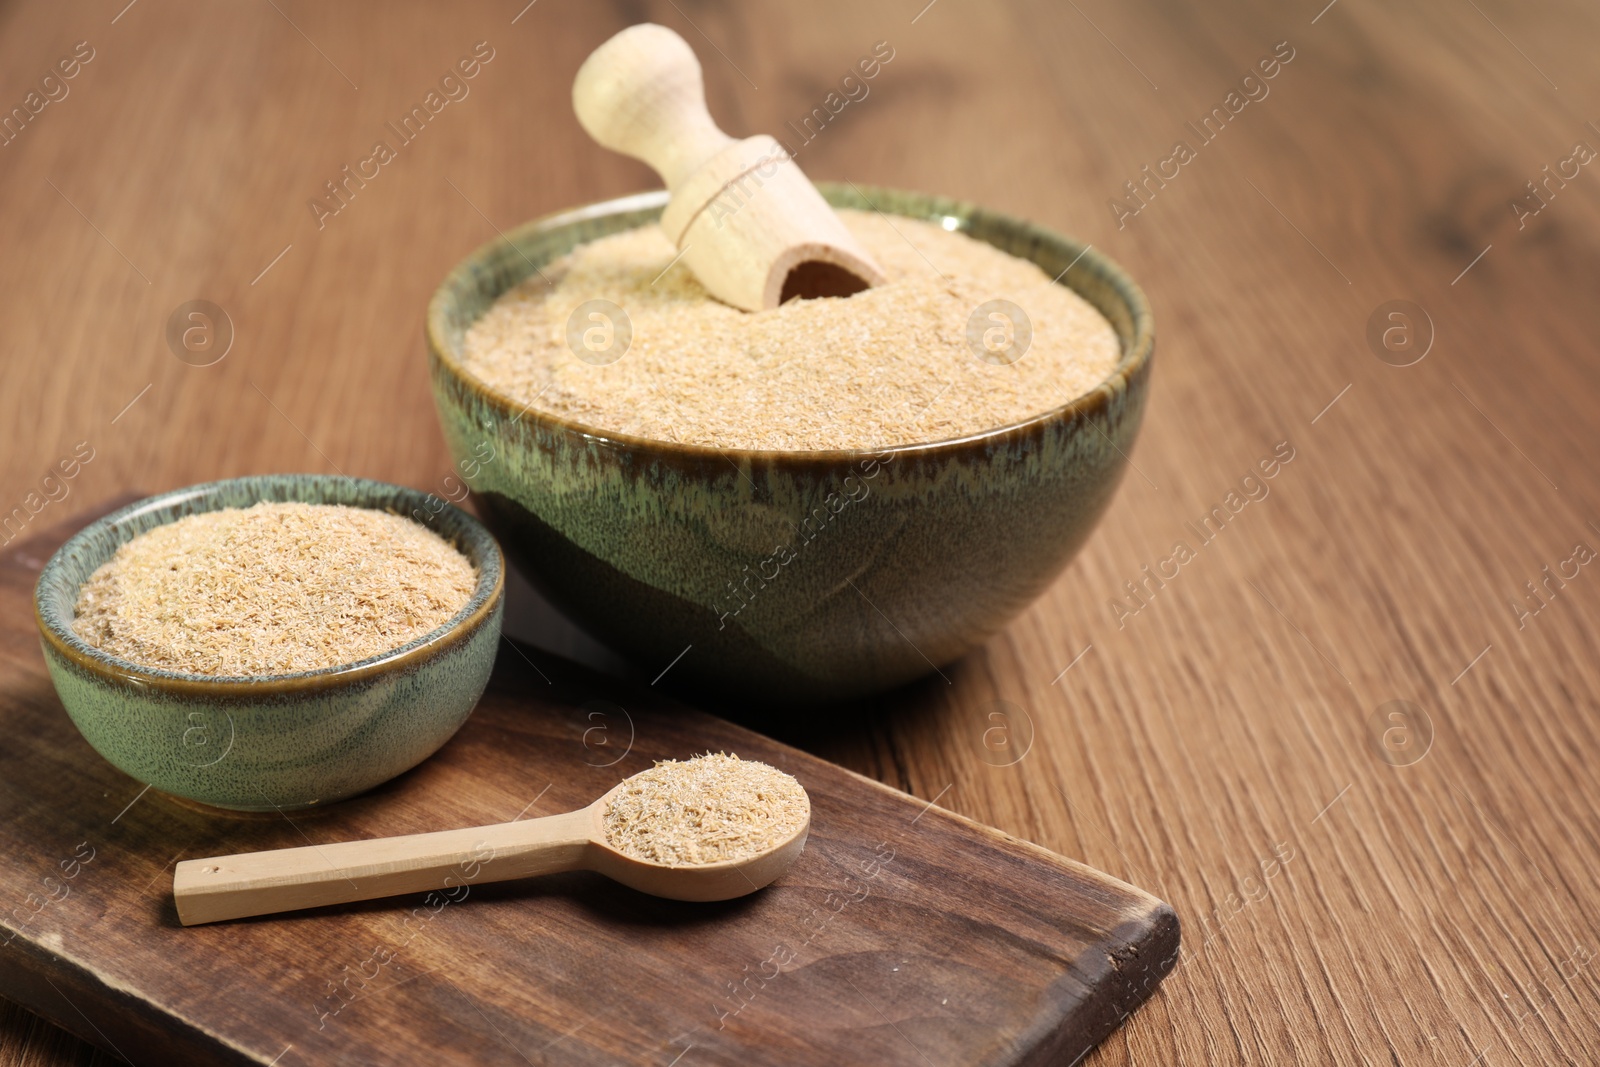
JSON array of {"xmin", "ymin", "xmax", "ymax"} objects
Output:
[
  {"xmin": 173, "ymin": 776, "xmax": 811, "ymax": 926},
  {"xmin": 572, "ymin": 23, "xmax": 885, "ymax": 311}
]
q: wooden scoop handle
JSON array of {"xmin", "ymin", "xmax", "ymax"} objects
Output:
[
  {"xmin": 571, "ymin": 22, "xmax": 885, "ymax": 311},
  {"xmin": 572, "ymin": 23, "xmax": 734, "ymax": 192},
  {"xmin": 173, "ymin": 809, "xmax": 595, "ymax": 926}
]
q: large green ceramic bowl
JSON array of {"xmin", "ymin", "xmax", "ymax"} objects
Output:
[
  {"xmin": 35, "ymin": 475, "xmax": 505, "ymax": 811},
  {"xmin": 428, "ymin": 185, "xmax": 1153, "ymax": 702}
]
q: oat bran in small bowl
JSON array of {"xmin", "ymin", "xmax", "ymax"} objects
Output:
[
  {"xmin": 35, "ymin": 475, "xmax": 505, "ymax": 811},
  {"xmin": 72, "ymin": 501, "xmax": 478, "ymax": 678}
]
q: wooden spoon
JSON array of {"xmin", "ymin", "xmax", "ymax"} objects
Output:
[{"xmin": 173, "ymin": 776, "xmax": 811, "ymax": 926}]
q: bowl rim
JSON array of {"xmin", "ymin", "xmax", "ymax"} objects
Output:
[
  {"xmin": 34, "ymin": 474, "xmax": 505, "ymax": 697},
  {"xmin": 425, "ymin": 184, "xmax": 1155, "ymax": 467}
]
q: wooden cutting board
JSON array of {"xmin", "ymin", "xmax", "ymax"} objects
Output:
[{"xmin": 0, "ymin": 504, "xmax": 1178, "ymax": 1067}]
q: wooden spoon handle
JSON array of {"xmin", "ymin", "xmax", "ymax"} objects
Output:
[{"xmin": 174, "ymin": 809, "xmax": 594, "ymax": 926}]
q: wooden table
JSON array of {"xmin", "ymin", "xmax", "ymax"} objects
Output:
[{"xmin": 3, "ymin": 0, "xmax": 1597, "ymax": 1063}]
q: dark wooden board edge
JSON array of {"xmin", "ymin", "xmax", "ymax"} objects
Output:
[
  {"xmin": 1035, "ymin": 907, "xmax": 1180, "ymax": 1066},
  {"xmin": 808, "ymin": 762, "xmax": 1182, "ymax": 1066},
  {"xmin": 0, "ymin": 935, "xmax": 255, "ymax": 1067}
]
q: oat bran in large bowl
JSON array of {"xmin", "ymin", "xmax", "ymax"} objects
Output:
[{"xmin": 427, "ymin": 185, "xmax": 1153, "ymax": 702}]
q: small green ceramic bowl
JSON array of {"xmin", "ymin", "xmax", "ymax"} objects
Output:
[
  {"xmin": 34, "ymin": 475, "xmax": 505, "ymax": 811},
  {"xmin": 428, "ymin": 185, "xmax": 1153, "ymax": 702}
]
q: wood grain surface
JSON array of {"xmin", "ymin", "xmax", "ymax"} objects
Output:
[{"xmin": 2, "ymin": 0, "xmax": 1599, "ymax": 1064}]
